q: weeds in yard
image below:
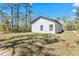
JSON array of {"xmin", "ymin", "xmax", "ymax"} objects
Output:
[{"xmin": 0, "ymin": 33, "xmax": 59, "ymax": 56}]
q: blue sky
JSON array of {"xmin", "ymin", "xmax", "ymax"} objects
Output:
[
  {"xmin": 32, "ymin": 3, "xmax": 74, "ymax": 19},
  {"xmin": 0, "ymin": 3, "xmax": 76, "ymax": 20},
  {"xmin": 0, "ymin": 3, "xmax": 77, "ymax": 24}
]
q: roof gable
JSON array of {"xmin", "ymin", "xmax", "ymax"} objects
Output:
[{"xmin": 31, "ymin": 16, "xmax": 62, "ymax": 25}]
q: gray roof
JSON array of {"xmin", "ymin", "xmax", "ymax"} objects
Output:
[{"xmin": 31, "ymin": 16, "xmax": 62, "ymax": 25}]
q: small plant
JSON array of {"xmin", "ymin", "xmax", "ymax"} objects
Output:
[{"xmin": 76, "ymin": 40, "xmax": 79, "ymax": 45}]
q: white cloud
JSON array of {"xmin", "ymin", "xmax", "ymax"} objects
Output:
[
  {"xmin": 72, "ymin": 9, "xmax": 76, "ymax": 13},
  {"xmin": 73, "ymin": 3, "xmax": 79, "ymax": 7}
]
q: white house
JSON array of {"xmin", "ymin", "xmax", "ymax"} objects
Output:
[{"xmin": 31, "ymin": 16, "xmax": 62, "ymax": 34}]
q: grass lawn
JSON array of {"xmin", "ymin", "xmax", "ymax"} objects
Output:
[
  {"xmin": 0, "ymin": 32, "xmax": 58, "ymax": 56},
  {"xmin": 0, "ymin": 31, "xmax": 79, "ymax": 56},
  {"xmin": 52, "ymin": 31, "xmax": 79, "ymax": 56}
]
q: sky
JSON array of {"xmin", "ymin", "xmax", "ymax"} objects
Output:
[
  {"xmin": 0, "ymin": 3, "xmax": 79, "ymax": 24},
  {"xmin": 32, "ymin": 3, "xmax": 76, "ymax": 19}
]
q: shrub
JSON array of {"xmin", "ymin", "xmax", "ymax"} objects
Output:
[
  {"xmin": 64, "ymin": 22, "xmax": 75, "ymax": 31},
  {"xmin": 44, "ymin": 38, "xmax": 59, "ymax": 44}
]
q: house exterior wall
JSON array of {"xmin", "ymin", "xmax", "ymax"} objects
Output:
[
  {"xmin": 32, "ymin": 18, "xmax": 56, "ymax": 34},
  {"xmin": 55, "ymin": 22, "xmax": 62, "ymax": 33}
]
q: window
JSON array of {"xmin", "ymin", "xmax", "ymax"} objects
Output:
[
  {"xmin": 40, "ymin": 25, "xmax": 43, "ymax": 31},
  {"xmin": 49, "ymin": 24, "xmax": 53, "ymax": 31}
]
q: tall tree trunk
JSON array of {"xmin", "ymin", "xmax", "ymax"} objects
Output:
[
  {"xmin": 11, "ymin": 6, "xmax": 14, "ymax": 32},
  {"xmin": 17, "ymin": 4, "xmax": 19, "ymax": 32},
  {"xmin": 26, "ymin": 7, "xmax": 28, "ymax": 32}
]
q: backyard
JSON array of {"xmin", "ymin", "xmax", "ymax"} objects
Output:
[
  {"xmin": 0, "ymin": 31, "xmax": 79, "ymax": 56},
  {"xmin": 0, "ymin": 3, "xmax": 79, "ymax": 56}
]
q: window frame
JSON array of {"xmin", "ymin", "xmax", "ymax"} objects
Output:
[
  {"xmin": 49, "ymin": 24, "xmax": 53, "ymax": 31},
  {"xmin": 40, "ymin": 25, "xmax": 43, "ymax": 31}
]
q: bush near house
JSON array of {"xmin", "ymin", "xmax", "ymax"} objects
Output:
[{"xmin": 63, "ymin": 22, "xmax": 75, "ymax": 31}]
